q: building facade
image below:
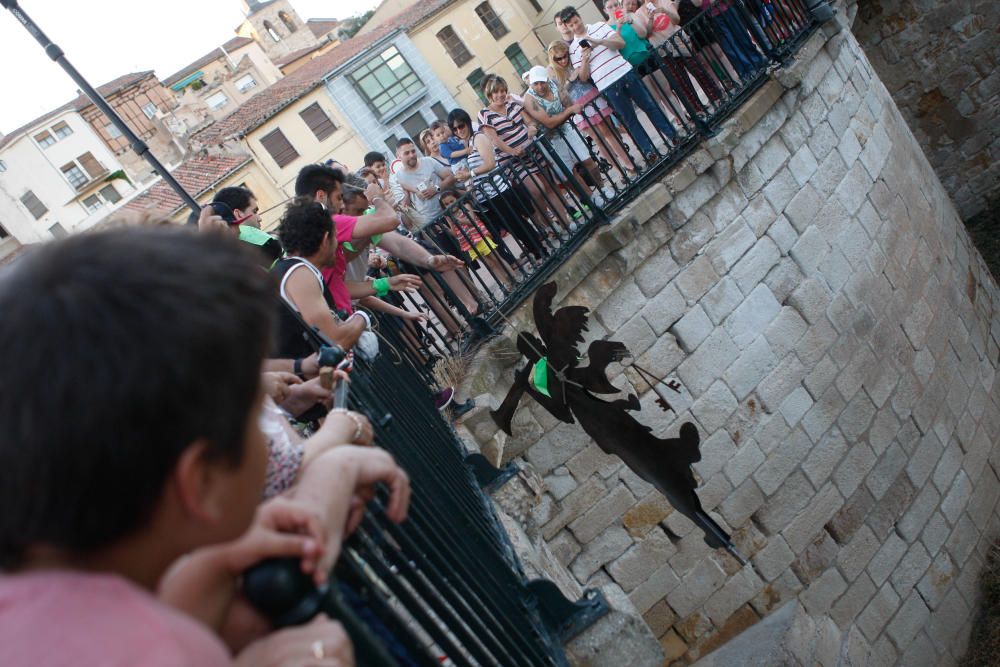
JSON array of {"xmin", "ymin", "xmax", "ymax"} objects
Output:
[{"xmin": 237, "ymin": 0, "xmax": 325, "ymax": 61}]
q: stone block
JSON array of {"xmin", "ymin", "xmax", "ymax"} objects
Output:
[
  {"xmin": 754, "ymin": 428, "xmax": 812, "ymax": 496},
  {"xmin": 837, "ymin": 391, "xmax": 877, "ymax": 442},
  {"xmin": 706, "ymin": 221, "xmax": 756, "ymax": 276},
  {"xmin": 668, "ymin": 556, "xmax": 728, "ymax": 618},
  {"xmin": 743, "ymin": 195, "xmax": 777, "ymax": 237},
  {"xmin": 622, "ymin": 491, "xmax": 672, "ymax": 538},
  {"xmin": 677, "ymin": 328, "xmax": 741, "ymax": 395},
  {"xmin": 692, "ymin": 427, "xmax": 737, "ymax": 481},
  {"xmin": 916, "ymin": 551, "xmax": 957, "ymax": 611},
  {"xmin": 570, "ymin": 524, "xmax": 634, "ymax": 581},
  {"xmin": 867, "ymin": 473, "xmax": 916, "ymax": 537},
  {"xmin": 779, "ymin": 386, "xmax": 814, "ymax": 426},
  {"xmin": 764, "ymin": 257, "xmax": 806, "ymax": 303},
  {"xmin": 890, "ymin": 542, "xmax": 932, "ymax": 599},
  {"xmin": 550, "ymin": 529, "xmax": 582, "ymax": 567},
  {"xmin": 719, "ymin": 478, "xmax": 765, "ymax": 528},
  {"xmin": 676, "ymin": 255, "xmax": 720, "ymax": 304},
  {"xmin": 763, "ymin": 168, "xmax": 800, "ymax": 213},
  {"xmin": 525, "ymin": 422, "xmax": 590, "ymax": 476},
  {"xmin": 752, "ymin": 535, "xmax": 796, "ymax": 583},
  {"xmin": 789, "ymin": 144, "xmax": 819, "ymax": 187},
  {"xmin": 568, "ymin": 483, "xmax": 636, "ymax": 543},
  {"xmin": 755, "ymin": 134, "xmax": 791, "ymax": 182},
  {"xmin": 788, "ymin": 277, "xmax": 833, "ymax": 324},
  {"xmin": 608, "ymin": 528, "xmax": 676, "ymax": 592},
  {"xmin": 670, "ymin": 212, "xmax": 715, "ymax": 263},
  {"xmin": 638, "ymin": 282, "xmax": 687, "ymax": 337},
  {"xmin": 723, "ymin": 337, "xmax": 778, "ymax": 401},
  {"xmin": 764, "ymin": 307, "xmax": 808, "ymax": 359},
  {"xmin": 724, "ymin": 283, "xmax": 781, "ymax": 350},
  {"xmin": 833, "ymin": 442, "xmax": 877, "ymax": 499},
  {"xmin": 635, "ymin": 245, "xmax": 682, "ymax": 297},
  {"xmin": 596, "ymin": 278, "xmax": 646, "ymax": 332},
  {"xmin": 865, "ymin": 442, "xmax": 907, "ymax": 500},
  {"xmin": 756, "ymin": 354, "xmax": 808, "ymax": 412},
  {"xmin": 858, "ymin": 582, "xmax": 901, "ymax": 642},
  {"xmin": 671, "ymin": 304, "xmax": 714, "ymax": 353},
  {"xmin": 801, "ymin": 567, "xmax": 848, "ymax": 615},
  {"xmin": 783, "ymin": 483, "xmax": 844, "ymax": 553},
  {"xmin": 835, "ymin": 160, "xmax": 876, "ymax": 216},
  {"xmin": 701, "ymin": 277, "xmax": 744, "ymax": 325},
  {"xmin": 801, "ymin": 386, "xmax": 847, "ymax": 444},
  {"xmin": 802, "ymin": 426, "xmax": 849, "ymax": 488},
  {"xmin": 886, "ymin": 591, "xmax": 931, "ymax": 649},
  {"xmin": 837, "ymin": 524, "xmax": 881, "ymax": 581},
  {"xmin": 566, "ymin": 443, "xmax": 622, "ymax": 481},
  {"xmin": 831, "ymin": 572, "xmax": 878, "ymax": 628},
  {"xmin": 703, "ymin": 568, "xmax": 765, "ymax": 624},
  {"xmin": 543, "ymin": 476, "xmax": 608, "ymax": 540},
  {"xmin": 767, "ymin": 215, "xmax": 798, "ymax": 255},
  {"xmin": 810, "ymin": 150, "xmax": 848, "ymax": 198},
  {"xmin": 731, "ymin": 236, "xmax": 782, "ymax": 295},
  {"xmin": 940, "ymin": 469, "xmax": 973, "ymax": 525},
  {"xmin": 897, "ymin": 483, "xmax": 941, "ymax": 544}
]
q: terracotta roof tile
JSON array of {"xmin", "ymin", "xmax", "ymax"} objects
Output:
[
  {"xmin": 123, "ymin": 154, "xmax": 253, "ymax": 214},
  {"xmin": 191, "ymin": 0, "xmax": 456, "ymax": 146},
  {"xmin": 306, "ymin": 19, "xmax": 340, "ymax": 38},
  {"xmin": 161, "ymin": 37, "xmax": 256, "ymax": 87}
]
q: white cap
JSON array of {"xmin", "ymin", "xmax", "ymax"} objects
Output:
[{"xmin": 527, "ymin": 65, "xmax": 549, "ymax": 84}]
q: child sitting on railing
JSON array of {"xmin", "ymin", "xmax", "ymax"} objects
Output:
[{"xmin": 439, "ymin": 188, "xmax": 513, "ymax": 291}]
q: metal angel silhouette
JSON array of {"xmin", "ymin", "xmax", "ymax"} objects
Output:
[{"xmin": 492, "ymin": 282, "xmax": 746, "ymax": 564}]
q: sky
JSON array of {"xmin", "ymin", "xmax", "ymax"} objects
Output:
[{"xmin": 0, "ymin": 0, "xmax": 381, "ymax": 133}]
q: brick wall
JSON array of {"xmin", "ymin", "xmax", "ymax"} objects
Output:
[
  {"xmin": 851, "ymin": 0, "xmax": 1000, "ymax": 220},
  {"xmin": 460, "ymin": 12, "xmax": 1000, "ymax": 665}
]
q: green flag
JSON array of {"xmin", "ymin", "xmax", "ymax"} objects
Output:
[{"xmin": 531, "ymin": 357, "xmax": 551, "ymax": 397}]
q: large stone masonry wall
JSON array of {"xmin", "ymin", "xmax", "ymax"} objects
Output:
[
  {"xmin": 459, "ymin": 11, "xmax": 1000, "ymax": 666},
  {"xmin": 851, "ymin": 0, "xmax": 1000, "ymax": 220}
]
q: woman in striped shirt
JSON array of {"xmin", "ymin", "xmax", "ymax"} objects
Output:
[
  {"xmin": 477, "ymin": 74, "xmax": 577, "ymax": 233},
  {"xmin": 448, "ymin": 108, "xmax": 547, "ymax": 264}
]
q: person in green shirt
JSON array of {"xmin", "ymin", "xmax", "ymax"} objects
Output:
[{"xmin": 210, "ymin": 186, "xmax": 284, "ymax": 267}]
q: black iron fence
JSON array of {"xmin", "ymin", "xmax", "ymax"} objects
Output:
[{"xmin": 367, "ymin": 0, "xmax": 819, "ymax": 377}]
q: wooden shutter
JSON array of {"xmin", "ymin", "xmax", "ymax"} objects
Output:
[
  {"xmin": 20, "ymin": 190, "xmax": 48, "ymax": 219},
  {"xmin": 436, "ymin": 26, "xmax": 473, "ymax": 66},
  {"xmin": 299, "ymin": 103, "xmax": 337, "ymax": 141},
  {"xmin": 100, "ymin": 184, "xmax": 123, "ymax": 204},
  {"xmin": 259, "ymin": 128, "xmax": 300, "ymax": 168},
  {"xmin": 78, "ymin": 152, "xmax": 105, "ymax": 179}
]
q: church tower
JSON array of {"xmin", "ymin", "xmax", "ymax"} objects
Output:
[{"xmin": 237, "ymin": 0, "xmax": 321, "ymax": 61}]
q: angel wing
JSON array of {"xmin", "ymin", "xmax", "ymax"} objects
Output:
[{"xmin": 533, "ymin": 282, "xmax": 589, "ymax": 373}]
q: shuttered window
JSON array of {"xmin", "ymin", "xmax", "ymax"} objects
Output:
[
  {"xmin": 299, "ymin": 103, "xmax": 337, "ymax": 141},
  {"xmin": 100, "ymin": 184, "xmax": 122, "ymax": 204},
  {"xmin": 78, "ymin": 152, "xmax": 105, "ymax": 179},
  {"xmin": 259, "ymin": 128, "xmax": 299, "ymax": 168},
  {"xmin": 20, "ymin": 191, "xmax": 48, "ymax": 219},
  {"xmin": 475, "ymin": 2, "xmax": 509, "ymax": 39},
  {"xmin": 437, "ymin": 26, "xmax": 473, "ymax": 66}
]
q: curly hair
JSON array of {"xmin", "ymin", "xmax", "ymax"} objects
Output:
[{"xmin": 277, "ymin": 197, "xmax": 333, "ymax": 257}]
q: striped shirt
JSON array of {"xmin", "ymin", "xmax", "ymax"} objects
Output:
[
  {"xmin": 570, "ymin": 23, "xmax": 634, "ymax": 91},
  {"xmin": 467, "ymin": 131, "xmax": 510, "ymax": 201},
  {"xmin": 477, "ymin": 101, "xmax": 532, "ymax": 158}
]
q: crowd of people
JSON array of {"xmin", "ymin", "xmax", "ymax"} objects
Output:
[{"xmin": 0, "ymin": 1, "xmax": 800, "ymax": 664}]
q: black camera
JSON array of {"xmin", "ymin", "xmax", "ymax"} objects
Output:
[{"xmin": 579, "ymin": 39, "xmax": 592, "ymax": 49}]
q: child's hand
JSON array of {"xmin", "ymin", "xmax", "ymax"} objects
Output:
[
  {"xmin": 402, "ymin": 310, "xmax": 428, "ymax": 323},
  {"xmin": 389, "ymin": 273, "xmax": 422, "ymax": 293},
  {"xmin": 235, "ymin": 617, "xmax": 353, "ymax": 666},
  {"xmin": 427, "ymin": 254, "xmax": 466, "ymax": 272},
  {"xmin": 281, "ymin": 376, "xmax": 334, "ymax": 417},
  {"xmin": 318, "ymin": 408, "xmax": 373, "ymax": 447},
  {"xmin": 222, "ymin": 497, "xmax": 327, "ymax": 584}
]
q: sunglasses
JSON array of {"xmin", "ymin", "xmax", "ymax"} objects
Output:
[{"xmin": 554, "ymin": 54, "xmax": 570, "ymax": 61}]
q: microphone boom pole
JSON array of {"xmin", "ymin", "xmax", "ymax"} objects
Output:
[{"xmin": 1, "ymin": 0, "xmax": 202, "ymax": 216}]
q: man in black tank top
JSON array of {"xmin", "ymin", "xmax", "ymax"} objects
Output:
[{"xmin": 272, "ymin": 199, "xmax": 368, "ymax": 360}]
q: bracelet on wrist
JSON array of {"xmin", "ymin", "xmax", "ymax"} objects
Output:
[
  {"xmin": 372, "ymin": 277, "xmax": 391, "ymax": 297},
  {"xmin": 331, "ymin": 408, "xmax": 366, "ymax": 442}
]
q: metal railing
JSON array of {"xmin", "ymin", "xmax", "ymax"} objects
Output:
[{"xmin": 367, "ymin": 0, "xmax": 819, "ymax": 375}]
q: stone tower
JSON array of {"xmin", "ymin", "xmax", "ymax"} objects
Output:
[{"xmin": 238, "ymin": 0, "xmax": 320, "ymax": 61}]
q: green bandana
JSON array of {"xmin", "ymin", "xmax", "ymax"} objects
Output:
[{"xmin": 531, "ymin": 357, "xmax": 551, "ymax": 397}]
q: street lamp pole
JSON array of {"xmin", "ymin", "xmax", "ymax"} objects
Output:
[{"xmin": 0, "ymin": 0, "xmax": 202, "ymax": 216}]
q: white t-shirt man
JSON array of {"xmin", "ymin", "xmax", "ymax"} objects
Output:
[
  {"xmin": 569, "ymin": 22, "xmax": 633, "ymax": 91},
  {"xmin": 390, "ymin": 156, "xmax": 451, "ymax": 224}
]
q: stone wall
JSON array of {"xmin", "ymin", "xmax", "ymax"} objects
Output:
[
  {"xmin": 459, "ymin": 10, "xmax": 1000, "ymax": 666},
  {"xmin": 851, "ymin": 0, "xmax": 1000, "ymax": 220}
]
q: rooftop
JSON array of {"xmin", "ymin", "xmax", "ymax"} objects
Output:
[
  {"xmin": 123, "ymin": 153, "xmax": 253, "ymax": 214},
  {"xmin": 191, "ymin": 0, "xmax": 456, "ymax": 146},
  {"xmin": 0, "ymin": 71, "xmax": 156, "ymax": 150},
  {"xmin": 161, "ymin": 37, "xmax": 256, "ymax": 88},
  {"xmin": 306, "ymin": 18, "xmax": 341, "ymax": 38}
]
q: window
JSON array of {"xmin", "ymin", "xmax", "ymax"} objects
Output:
[
  {"xmin": 349, "ymin": 47, "xmax": 423, "ymax": 116},
  {"xmin": 0, "ymin": 223, "xmax": 8, "ymax": 239},
  {"xmin": 466, "ymin": 68, "xmax": 487, "ymax": 104},
  {"xmin": 82, "ymin": 195, "xmax": 103, "ymax": 212},
  {"xmin": 78, "ymin": 153, "xmax": 105, "ymax": 179},
  {"xmin": 52, "ymin": 121, "xmax": 73, "ymax": 139},
  {"xmin": 100, "ymin": 184, "xmax": 122, "ymax": 204},
  {"xmin": 476, "ymin": 2, "xmax": 509, "ymax": 39},
  {"xmin": 35, "ymin": 131, "xmax": 56, "ymax": 148},
  {"xmin": 263, "ymin": 20, "xmax": 281, "ymax": 41},
  {"xmin": 383, "ymin": 135, "xmax": 399, "ymax": 153},
  {"xmin": 401, "ymin": 111, "xmax": 427, "ymax": 143},
  {"xmin": 106, "ymin": 123, "xmax": 123, "ymax": 139},
  {"xmin": 431, "ymin": 102, "xmax": 448, "ymax": 121},
  {"xmin": 505, "ymin": 44, "xmax": 531, "ymax": 77},
  {"xmin": 259, "ymin": 128, "xmax": 299, "ymax": 168},
  {"xmin": 527, "ymin": 0, "xmax": 543, "ymax": 12},
  {"xmin": 299, "ymin": 102, "xmax": 337, "ymax": 141},
  {"xmin": 20, "ymin": 191, "xmax": 47, "ymax": 220},
  {"xmin": 142, "ymin": 102, "xmax": 158, "ymax": 119},
  {"xmin": 206, "ymin": 92, "xmax": 229, "ymax": 111},
  {"xmin": 48, "ymin": 222, "xmax": 67, "ymax": 238},
  {"xmin": 61, "ymin": 162, "xmax": 88, "ymax": 189},
  {"xmin": 279, "ymin": 10, "xmax": 298, "ymax": 33},
  {"xmin": 235, "ymin": 74, "xmax": 258, "ymax": 93},
  {"xmin": 0, "ymin": 159, "xmax": 6, "ymax": 172},
  {"xmin": 436, "ymin": 26, "xmax": 473, "ymax": 67}
]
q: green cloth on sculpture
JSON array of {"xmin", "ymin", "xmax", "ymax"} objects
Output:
[{"xmin": 531, "ymin": 357, "xmax": 551, "ymax": 397}]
